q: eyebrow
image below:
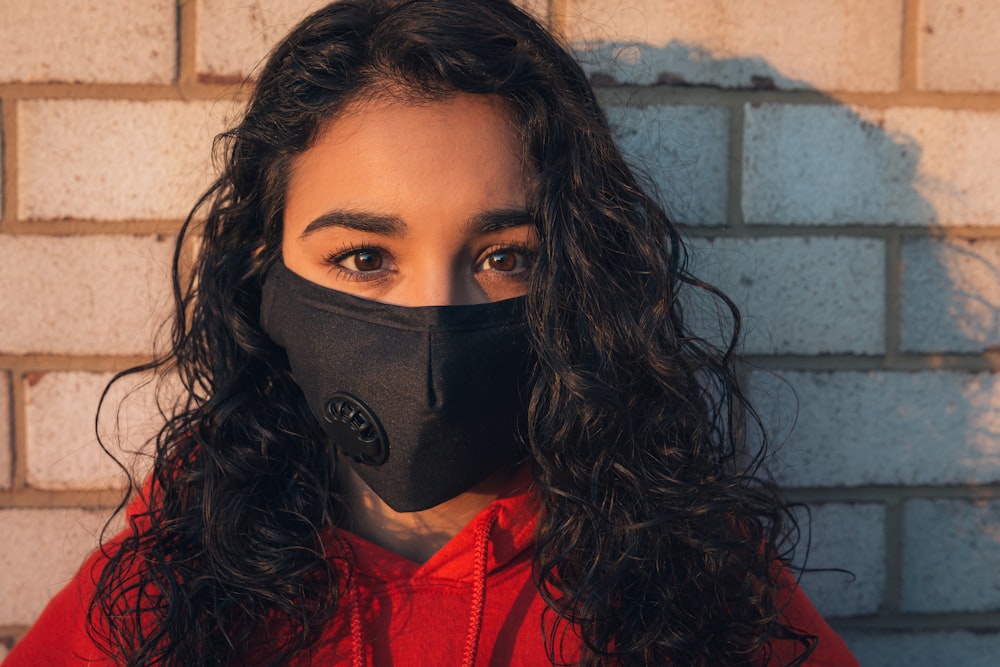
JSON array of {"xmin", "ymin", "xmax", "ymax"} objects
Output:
[
  {"xmin": 299, "ymin": 207, "xmax": 533, "ymax": 238},
  {"xmin": 300, "ymin": 210, "xmax": 406, "ymax": 238},
  {"xmin": 467, "ymin": 208, "xmax": 533, "ymax": 234}
]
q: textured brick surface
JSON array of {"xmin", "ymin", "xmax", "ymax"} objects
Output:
[
  {"xmin": 567, "ymin": 0, "xmax": 902, "ymax": 91},
  {"xmin": 743, "ymin": 104, "xmax": 925, "ymax": 225},
  {"xmin": 197, "ymin": 0, "xmax": 325, "ymax": 79},
  {"xmin": 846, "ymin": 631, "xmax": 1000, "ymax": 667},
  {"xmin": 890, "ymin": 108, "xmax": 1000, "ymax": 226},
  {"xmin": 902, "ymin": 499, "xmax": 1000, "ymax": 613},
  {"xmin": 743, "ymin": 105, "xmax": 1000, "ymax": 226},
  {"xmin": 0, "ymin": 99, "xmax": 4, "ymax": 217},
  {"xmin": 0, "ymin": 0, "xmax": 175, "ymax": 84},
  {"xmin": 515, "ymin": 0, "xmax": 548, "ymax": 18},
  {"xmin": 0, "ymin": 508, "xmax": 108, "ymax": 625},
  {"xmin": 0, "ymin": 235, "xmax": 174, "ymax": 356},
  {"xmin": 25, "ymin": 371, "xmax": 163, "ymax": 490},
  {"xmin": 689, "ymin": 237, "xmax": 885, "ymax": 355},
  {"xmin": 607, "ymin": 105, "xmax": 729, "ymax": 225},
  {"xmin": 922, "ymin": 1, "xmax": 1000, "ymax": 91},
  {"xmin": 17, "ymin": 100, "xmax": 233, "ymax": 221},
  {"xmin": 901, "ymin": 238, "xmax": 1000, "ymax": 353},
  {"xmin": 751, "ymin": 370, "xmax": 1000, "ymax": 487},
  {"xmin": 796, "ymin": 503, "xmax": 885, "ymax": 618},
  {"xmin": 0, "ymin": 373, "xmax": 10, "ymax": 490}
]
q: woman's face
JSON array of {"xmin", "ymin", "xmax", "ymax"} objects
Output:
[{"xmin": 282, "ymin": 94, "xmax": 536, "ymax": 306}]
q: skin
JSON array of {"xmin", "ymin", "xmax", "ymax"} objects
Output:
[{"xmin": 282, "ymin": 93, "xmax": 536, "ymax": 563}]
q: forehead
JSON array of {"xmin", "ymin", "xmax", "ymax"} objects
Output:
[
  {"xmin": 283, "ymin": 94, "xmax": 531, "ymax": 231},
  {"xmin": 297, "ymin": 93, "xmax": 523, "ymax": 169}
]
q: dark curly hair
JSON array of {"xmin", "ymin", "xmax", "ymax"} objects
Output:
[{"xmin": 91, "ymin": 1, "xmax": 814, "ymax": 665}]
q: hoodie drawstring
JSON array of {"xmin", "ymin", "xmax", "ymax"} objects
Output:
[
  {"xmin": 349, "ymin": 577, "xmax": 365, "ymax": 667},
  {"xmin": 462, "ymin": 505, "xmax": 499, "ymax": 667},
  {"xmin": 346, "ymin": 504, "xmax": 501, "ymax": 667}
]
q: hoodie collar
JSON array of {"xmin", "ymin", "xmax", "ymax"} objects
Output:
[{"xmin": 339, "ymin": 463, "xmax": 539, "ymax": 583}]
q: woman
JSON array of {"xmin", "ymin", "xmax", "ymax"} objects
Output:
[{"xmin": 5, "ymin": 1, "xmax": 858, "ymax": 665}]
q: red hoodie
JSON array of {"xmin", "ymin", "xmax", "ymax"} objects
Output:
[{"xmin": 4, "ymin": 473, "xmax": 858, "ymax": 666}]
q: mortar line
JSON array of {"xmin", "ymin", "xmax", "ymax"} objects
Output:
[
  {"xmin": 0, "ymin": 355, "xmax": 153, "ymax": 373},
  {"xmin": 900, "ymin": 0, "xmax": 923, "ymax": 93},
  {"xmin": 1, "ymin": 97, "xmax": 17, "ymax": 227},
  {"xmin": 593, "ymin": 85, "xmax": 1000, "ymax": 111},
  {"xmin": 178, "ymin": 0, "xmax": 198, "ymax": 95},
  {"xmin": 786, "ymin": 484, "xmax": 1000, "ymax": 504},
  {"xmin": 744, "ymin": 352, "xmax": 1000, "ymax": 372},
  {"xmin": 883, "ymin": 498, "xmax": 905, "ymax": 613},
  {"xmin": 3, "ymin": 220, "xmax": 186, "ymax": 236},
  {"xmin": 885, "ymin": 233, "xmax": 903, "ymax": 361},
  {"xmin": 1, "ymin": 371, "xmax": 11, "ymax": 490},
  {"xmin": 0, "ymin": 82, "xmax": 241, "ymax": 101},
  {"xmin": 9, "ymin": 369, "xmax": 26, "ymax": 489},
  {"xmin": 680, "ymin": 224, "xmax": 1000, "ymax": 239},
  {"xmin": 831, "ymin": 612, "xmax": 1000, "ymax": 632},
  {"xmin": 547, "ymin": 0, "xmax": 573, "ymax": 41},
  {"xmin": 0, "ymin": 487, "xmax": 125, "ymax": 509}
]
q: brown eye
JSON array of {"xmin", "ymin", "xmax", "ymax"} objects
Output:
[
  {"xmin": 487, "ymin": 250, "xmax": 518, "ymax": 272},
  {"xmin": 352, "ymin": 250, "xmax": 382, "ymax": 271}
]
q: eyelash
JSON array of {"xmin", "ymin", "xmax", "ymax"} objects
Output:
[
  {"xmin": 322, "ymin": 242, "xmax": 390, "ymax": 283},
  {"xmin": 475, "ymin": 243, "xmax": 536, "ymax": 274}
]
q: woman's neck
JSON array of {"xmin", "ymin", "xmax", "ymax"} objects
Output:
[{"xmin": 336, "ymin": 457, "xmax": 518, "ymax": 563}]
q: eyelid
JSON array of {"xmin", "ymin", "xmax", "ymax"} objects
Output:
[
  {"xmin": 475, "ymin": 242, "xmax": 536, "ymax": 272},
  {"xmin": 323, "ymin": 242, "xmax": 394, "ymax": 282}
]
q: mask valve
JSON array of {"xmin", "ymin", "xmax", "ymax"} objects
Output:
[{"xmin": 324, "ymin": 392, "xmax": 388, "ymax": 465}]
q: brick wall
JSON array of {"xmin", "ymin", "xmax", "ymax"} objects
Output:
[{"xmin": 1, "ymin": 1, "xmax": 998, "ymax": 664}]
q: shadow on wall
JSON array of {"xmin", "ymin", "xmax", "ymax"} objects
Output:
[{"xmin": 580, "ymin": 38, "xmax": 1000, "ymax": 662}]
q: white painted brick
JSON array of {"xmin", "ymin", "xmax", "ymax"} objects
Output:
[
  {"xmin": 25, "ymin": 371, "xmax": 163, "ymax": 490},
  {"xmin": 901, "ymin": 238, "xmax": 1000, "ymax": 353},
  {"xmin": 922, "ymin": 0, "xmax": 1000, "ymax": 91},
  {"xmin": 0, "ymin": 508, "xmax": 108, "ymax": 626},
  {"xmin": 0, "ymin": 372, "xmax": 10, "ymax": 490},
  {"xmin": 845, "ymin": 631, "xmax": 1000, "ymax": 667},
  {"xmin": 0, "ymin": 235, "xmax": 173, "ymax": 356},
  {"xmin": 196, "ymin": 0, "xmax": 331, "ymax": 80},
  {"xmin": 752, "ymin": 370, "xmax": 1000, "ymax": 487},
  {"xmin": 743, "ymin": 105, "xmax": 928, "ymax": 225},
  {"xmin": 889, "ymin": 108, "xmax": 1000, "ymax": 226},
  {"xmin": 607, "ymin": 105, "xmax": 729, "ymax": 225},
  {"xmin": 688, "ymin": 237, "xmax": 885, "ymax": 355},
  {"xmin": 744, "ymin": 105, "xmax": 1000, "ymax": 226},
  {"xmin": 902, "ymin": 498, "xmax": 1000, "ymax": 613},
  {"xmin": 566, "ymin": 0, "xmax": 902, "ymax": 91},
  {"xmin": 0, "ymin": 99, "xmax": 4, "ymax": 217},
  {"xmin": 17, "ymin": 100, "xmax": 235, "ymax": 221},
  {"xmin": 795, "ymin": 503, "xmax": 886, "ymax": 618},
  {"xmin": 514, "ymin": 0, "xmax": 548, "ymax": 20},
  {"xmin": 0, "ymin": 0, "xmax": 175, "ymax": 84}
]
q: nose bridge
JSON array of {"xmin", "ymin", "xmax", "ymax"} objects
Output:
[
  {"xmin": 426, "ymin": 328, "xmax": 444, "ymax": 411},
  {"xmin": 403, "ymin": 245, "xmax": 481, "ymax": 306}
]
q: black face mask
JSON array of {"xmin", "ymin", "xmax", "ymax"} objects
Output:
[{"xmin": 260, "ymin": 262, "xmax": 533, "ymax": 512}]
